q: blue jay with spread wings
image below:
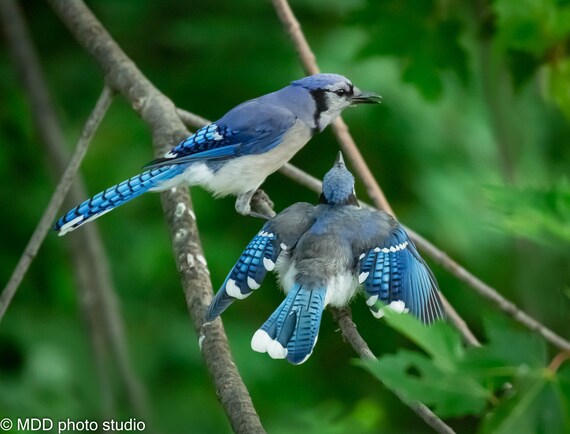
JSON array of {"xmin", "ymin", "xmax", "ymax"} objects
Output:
[
  {"xmin": 206, "ymin": 153, "xmax": 445, "ymax": 364},
  {"xmin": 54, "ymin": 74, "xmax": 380, "ymax": 235}
]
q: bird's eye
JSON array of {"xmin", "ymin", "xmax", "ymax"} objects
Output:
[{"xmin": 334, "ymin": 89, "xmax": 347, "ymax": 97}]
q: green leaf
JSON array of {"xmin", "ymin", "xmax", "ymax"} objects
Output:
[
  {"xmin": 481, "ymin": 373, "xmax": 568, "ymax": 434},
  {"xmin": 494, "ymin": 0, "xmax": 570, "ymax": 55},
  {"xmin": 357, "ymin": 312, "xmax": 490, "ymax": 417},
  {"xmin": 480, "ymin": 315, "xmax": 548, "ymax": 368},
  {"xmin": 359, "ymin": 350, "xmax": 489, "ymax": 417},
  {"xmin": 357, "ymin": 310, "xmax": 570, "ymax": 432},
  {"xmin": 380, "ymin": 310, "xmax": 464, "ymax": 370}
]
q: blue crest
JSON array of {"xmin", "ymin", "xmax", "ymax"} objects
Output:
[
  {"xmin": 291, "ymin": 73, "xmax": 352, "ymax": 91},
  {"xmin": 321, "ymin": 153, "xmax": 357, "ymax": 206}
]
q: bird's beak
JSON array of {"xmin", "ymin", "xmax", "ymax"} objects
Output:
[
  {"xmin": 335, "ymin": 151, "xmax": 345, "ymax": 167},
  {"xmin": 350, "ymin": 88, "xmax": 382, "ymax": 105}
]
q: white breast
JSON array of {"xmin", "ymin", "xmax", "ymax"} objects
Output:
[
  {"xmin": 276, "ymin": 258, "xmax": 359, "ymax": 308},
  {"xmin": 197, "ymin": 120, "xmax": 312, "ymax": 197},
  {"xmin": 324, "ymin": 273, "xmax": 359, "ymax": 307}
]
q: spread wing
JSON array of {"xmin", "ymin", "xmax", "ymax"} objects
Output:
[
  {"xmin": 206, "ymin": 202, "xmax": 316, "ymax": 321},
  {"xmin": 354, "ymin": 210, "xmax": 445, "ymax": 324}
]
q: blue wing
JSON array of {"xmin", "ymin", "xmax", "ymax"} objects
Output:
[
  {"xmin": 145, "ymin": 123, "xmax": 245, "ymax": 168},
  {"xmin": 145, "ymin": 101, "xmax": 297, "ymax": 169},
  {"xmin": 206, "ymin": 202, "xmax": 316, "ymax": 321},
  {"xmin": 206, "ymin": 222, "xmax": 282, "ymax": 321},
  {"xmin": 358, "ymin": 225, "xmax": 445, "ymax": 324}
]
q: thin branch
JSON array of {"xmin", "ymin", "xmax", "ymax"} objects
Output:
[
  {"xmin": 176, "ymin": 108, "xmax": 210, "ymax": 129},
  {"xmin": 331, "ymin": 307, "xmax": 376, "ymax": 360},
  {"xmin": 548, "ymin": 350, "xmax": 570, "ymax": 373},
  {"xmin": 330, "ymin": 120, "xmax": 395, "ymax": 213},
  {"xmin": 0, "ymin": 85, "xmax": 113, "ymax": 321},
  {"xmin": 176, "ymin": 107, "xmax": 460, "ymax": 431},
  {"xmin": 46, "ymin": 1, "xmax": 264, "ymax": 432},
  {"xmin": 281, "ymin": 162, "xmax": 568, "ymax": 349},
  {"xmin": 176, "ymin": 108, "xmax": 208, "ymax": 128},
  {"xmin": 178, "ymin": 103, "xmax": 570, "ymax": 351},
  {"xmin": 1, "ymin": 0, "xmax": 150, "ymax": 417},
  {"xmin": 271, "ymin": 0, "xmax": 393, "ymax": 214},
  {"xmin": 331, "ymin": 307, "xmax": 457, "ymax": 434},
  {"xmin": 270, "ymin": 0, "xmax": 570, "ymax": 351},
  {"xmin": 176, "ymin": 109, "xmax": 483, "ymax": 349},
  {"xmin": 271, "ymin": 0, "xmax": 319, "ymax": 75}
]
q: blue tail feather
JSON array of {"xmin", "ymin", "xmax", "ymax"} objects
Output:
[
  {"xmin": 255, "ymin": 284, "xmax": 326, "ymax": 364},
  {"xmin": 54, "ymin": 165, "xmax": 183, "ymax": 235}
]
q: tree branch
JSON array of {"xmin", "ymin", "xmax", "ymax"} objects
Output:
[
  {"xmin": 269, "ymin": 0, "xmax": 570, "ymax": 351},
  {"xmin": 46, "ymin": 1, "xmax": 265, "ymax": 431},
  {"xmin": 0, "ymin": 0, "xmax": 152, "ymax": 417},
  {"xmin": 179, "ymin": 102, "xmax": 570, "ymax": 352},
  {"xmin": 331, "ymin": 307, "xmax": 457, "ymax": 434},
  {"xmin": 179, "ymin": 105, "xmax": 460, "ymax": 434},
  {"xmin": 0, "ymin": 85, "xmax": 113, "ymax": 321},
  {"xmin": 282, "ymin": 161, "xmax": 569, "ymax": 350},
  {"xmin": 270, "ymin": 0, "xmax": 393, "ymax": 214}
]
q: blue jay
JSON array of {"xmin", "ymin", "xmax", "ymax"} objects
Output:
[
  {"xmin": 206, "ymin": 153, "xmax": 445, "ymax": 364},
  {"xmin": 54, "ymin": 74, "xmax": 380, "ymax": 235}
]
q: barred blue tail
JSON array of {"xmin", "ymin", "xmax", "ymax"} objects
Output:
[
  {"xmin": 54, "ymin": 165, "xmax": 184, "ymax": 235},
  {"xmin": 251, "ymin": 284, "xmax": 326, "ymax": 364}
]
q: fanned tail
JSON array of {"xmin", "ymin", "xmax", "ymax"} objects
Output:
[
  {"xmin": 54, "ymin": 165, "xmax": 184, "ymax": 235},
  {"xmin": 251, "ymin": 284, "xmax": 326, "ymax": 365}
]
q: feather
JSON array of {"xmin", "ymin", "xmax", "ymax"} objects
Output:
[
  {"xmin": 206, "ymin": 225, "xmax": 281, "ymax": 321},
  {"xmin": 251, "ymin": 284, "xmax": 326, "ymax": 364},
  {"xmin": 54, "ymin": 165, "xmax": 183, "ymax": 235},
  {"xmin": 359, "ymin": 227, "xmax": 445, "ymax": 324}
]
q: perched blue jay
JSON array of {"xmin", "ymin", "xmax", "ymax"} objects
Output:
[
  {"xmin": 54, "ymin": 74, "xmax": 380, "ymax": 235},
  {"xmin": 206, "ymin": 153, "xmax": 445, "ymax": 364}
]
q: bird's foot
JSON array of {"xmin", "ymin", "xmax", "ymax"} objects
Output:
[
  {"xmin": 235, "ymin": 189, "xmax": 275, "ymax": 220},
  {"xmin": 250, "ymin": 189, "xmax": 276, "ymax": 220}
]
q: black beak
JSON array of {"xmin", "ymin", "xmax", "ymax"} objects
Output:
[{"xmin": 350, "ymin": 89, "xmax": 382, "ymax": 105}]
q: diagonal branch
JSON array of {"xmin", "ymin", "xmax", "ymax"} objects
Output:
[
  {"xmin": 174, "ymin": 105, "xmax": 457, "ymax": 433},
  {"xmin": 46, "ymin": 1, "xmax": 265, "ymax": 432},
  {"xmin": 269, "ymin": 0, "xmax": 570, "ymax": 351},
  {"xmin": 176, "ymin": 107, "xmax": 569, "ymax": 351},
  {"xmin": 0, "ymin": 85, "xmax": 113, "ymax": 321},
  {"xmin": 331, "ymin": 307, "xmax": 457, "ymax": 434},
  {"xmin": 1, "ymin": 0, "xmax": 150, "ymax": 417},
  {"xmin": 272, "ymin": 0, "xmax": 478, "ymax": 346},
  {"xmin": 279, "ymin": 162, "xmax": 569, "ymax": 350},
  {"xmin": 271, "ymin": 0, "xmax": 393, "ymax": 214}
]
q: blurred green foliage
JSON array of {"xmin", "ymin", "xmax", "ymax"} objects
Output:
[
  {"xmin": 361, "ymin": 312, "xmax": 570, "ymax": 433},
  {"xmin": 1, "ymin": 0, "xmax": 569, "ymax": 433}
]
